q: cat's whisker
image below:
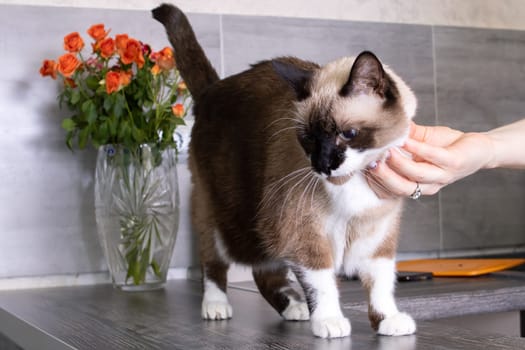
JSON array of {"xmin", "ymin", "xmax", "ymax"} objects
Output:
[
  {"xmin": 257, "ymin": 167, "xmax": 311, "ymax": 213},
  {"xmin": 295, "ymin": 173, "xmax": 317, "ymax": 226},
  {"xmin": 264, "ymin": 116, "xmax": 305, "ymax": 131},
  {"xmin": 309, "ymin": 177, "xmax": 321, "ymax": 213},
  {"xmin": 279, "ymin": 170, "xmax": 314, "ymax": 222},
  {"xmin": 268, "ymin": 126, "xmax": 302, "ymax": 141}
]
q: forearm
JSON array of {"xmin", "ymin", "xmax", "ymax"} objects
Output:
[{"xmin": 483, "ymin": 118, "xmax": 525, "ymax": 169}]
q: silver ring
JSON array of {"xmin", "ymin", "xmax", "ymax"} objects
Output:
[{"xmin": 409, "ymin": 182, "xmax": 422, "ymax": 200}]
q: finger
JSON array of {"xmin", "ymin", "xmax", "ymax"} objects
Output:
[
  {"xmin": 387, "ymin": 147, "xmax": 448, "ymax": 184},
  {"xmin": 368, "ymin": 160, "xmax": 424, "ymax": 198},
  {"xmin": 403, "ymin": 138, "xmax": 456, "ymax": 170},
  {"xmin": 410, "ymin": 123, "xmax": 463, "ymax": 146}
]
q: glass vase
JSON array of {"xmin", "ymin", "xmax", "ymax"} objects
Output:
[{"xmin": 94, "ymin": 144, "xmax": 179, "ymax": 291}]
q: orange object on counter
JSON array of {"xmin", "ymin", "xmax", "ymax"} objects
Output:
[{"xmin": 396, "ymin": 258, "xmax": 525, "ymax": 277}]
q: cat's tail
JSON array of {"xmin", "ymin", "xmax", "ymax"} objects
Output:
[{"xmin": 152, "ymin": 3, "xmax": 219, "ymax": 99}]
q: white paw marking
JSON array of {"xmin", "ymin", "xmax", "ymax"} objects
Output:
[
  {"xmin": 201, "ymin": 300, "xmax": 233, "ymax": 320},
  {"xmin": 201, "ymin": 279, "xmax": 232, "ymax": 320},
  {"xmin": 281, "ymin": 300, "xmax": 309, "ymax": 321},
  {"xmin": 311, "ymin": 316, "xmax": 351, "ymax": 338},
  {"xmin": 377, "ymin": 312, "xmax": 416, "ymax": 336}
]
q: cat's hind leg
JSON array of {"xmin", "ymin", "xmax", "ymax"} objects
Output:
[
  {"xmin": 192, "ymin": 180, "xmax": 232, "ymax": 320},
  {"xmin": 199, "ymin": 230, "xmax": 232, "ymax": 320},
  {"xmin": 252, "ymin": 263, "xmax": 309, "ymax": 321},
  {"xmin": 359, "ymin": 257, "xmax": 416, "ymax": 336}
]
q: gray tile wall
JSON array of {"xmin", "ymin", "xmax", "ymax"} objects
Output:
[
  {"xmin": 1, "ymin": 4, "xmax": 524, "ymax": 282},
  {"xmin": 434, "ymin": 27, "xmax": 525, "ymax": 250}
]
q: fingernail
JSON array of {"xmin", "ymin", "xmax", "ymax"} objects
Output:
[{"xmin": 368, "ymin": 161, "xmax": 378, "ymax": 169}]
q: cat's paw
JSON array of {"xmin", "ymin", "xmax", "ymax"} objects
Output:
[
  {"xmin": 281, "ymin": 300, "xmax": 309, "ymax": 321},
  {"xmin": 311, "ymin": 317, "xmax": 351, "ymax": 338},
  {"xmin": 377, "ymin": 312, "xmax": 416, "ymax": 336},
  {"xmin": 201, "ymin": 301, "xmax": 233, "ymax": 320}
]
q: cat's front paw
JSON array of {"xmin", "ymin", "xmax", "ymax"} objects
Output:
[
  {"xmin": 377, "ymin": 312, "xmax": 416, "ymax": 336},
  {"xmin": 311, "ymin": 317, "xmax": 351, "ymax": 338},
  {"xmin": 281, "ymin": 300, "xmax": 309, "ymax": 321},
  {"xmin": 201, "ymin": 301, "xmax": 233, "ymax": 320}
]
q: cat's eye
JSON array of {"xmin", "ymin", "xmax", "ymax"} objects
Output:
[{"xmin": 340, "ymin": 128, "xmax": 359, "ymax": 141}]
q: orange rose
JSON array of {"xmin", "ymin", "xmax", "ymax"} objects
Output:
[
  {"xmin": 57, "ymin": 53, "xmax": 81, "ymax": 77},
  {"xmin": 63, "ymin": 32, "xmax": 84, "ymax": 53},
  {"xmin": 115, "ymin": 34, "xmax": 129, "ymax": 50},
  {"xmin": 105, "ymin": 70, "xmax": 132, "ymax": 94},
  {"xmin": 39, "ymin": 59, "xmax": 57, "ymax": 79},
  {"xmin": 177, "ymin": 81, "xmax": 187, "ymax": 94},
  {"xmin": 151, "ymin": 64, "xmax": 161, "ymax": 75},
  {"xmin": 87, "ymin": 24, "xmax": 108, "ymax": 41},
  {"xmin": 119, "ymin": 70, "xmax": 132, "ymax": 87},
  {"xmin": 99, "ymin": 37, "xmax": 115, "ymax": 58},
  {"xmin": 150, "ymin": 47, "xmax": 175, "ymax": 71},
  {"xmin": 172, "ymin": 103, "xmax": 185, "ymax": 118},
  {"xmin": 119, "ymin": 38, "xmax": 144, "ymax": 68},
  {"xmin": 105, "ymin": 71, "xmax": 121, "ymax": 94}
]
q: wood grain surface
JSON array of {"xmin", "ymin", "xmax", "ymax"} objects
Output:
[{"xmin": 0, "ymin": 277, "xmax": 524, "ymax": 349}]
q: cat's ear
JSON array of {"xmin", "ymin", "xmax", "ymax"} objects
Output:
[
  {"xmin": 340, "ymin": 51, "xmax": 388, "ymax": 98},
  {"xmin": 272, "ymin": 60, "xmax": 313, "ymax": 101}
]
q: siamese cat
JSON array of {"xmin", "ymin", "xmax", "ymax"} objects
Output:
[{"xmin": 153, "ymin": 3, "xmax": 417, "ymax": 338}]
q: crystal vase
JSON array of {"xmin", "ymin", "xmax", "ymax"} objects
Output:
[{"xmin": 94, "ymin": 144, "xmax": 179, "ymax": 291}]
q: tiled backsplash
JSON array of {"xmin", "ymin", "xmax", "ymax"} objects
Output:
[{"xmin": 1, "ymin": 4, "xmax": 524, "ymax": 284}]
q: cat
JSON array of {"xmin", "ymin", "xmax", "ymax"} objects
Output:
[{"xmin": 153, "ymin": 3, "xmax": 417, "ymax": 338}]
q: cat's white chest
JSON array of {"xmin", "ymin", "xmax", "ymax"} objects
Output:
[
  {"xmin": 324, "ymin": 173, "xmax": 380, "ymax": 218},
  {"xmin": 323, "ymin": 174, "xmax": 382, "ymax": 272}
]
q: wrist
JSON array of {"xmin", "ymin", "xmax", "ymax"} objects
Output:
[{"xmin": 482, "ymin": 131, "xmax": 501, "ymax": 169}]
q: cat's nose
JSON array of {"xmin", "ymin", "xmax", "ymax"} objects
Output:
[
  {"xmin": 313, "ymin": 163, "xmax": 331, "ymax": 176},
  {"xmin": 311, "ymin": 136, "xmax": 343, "ymax": 176},
  {"xmin": 312, "ymin": 155, "xmax": 334, "ymax": 176}
]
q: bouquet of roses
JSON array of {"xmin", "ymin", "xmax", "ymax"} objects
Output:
[{"xmin": 40, "ymin": 23, "xmax": 190, "ymax": 151}]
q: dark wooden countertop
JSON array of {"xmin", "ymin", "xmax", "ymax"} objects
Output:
[
  {"xmin": 234, "ymin": 270, "xmax": 525, "ymax": 319},
  {"xmin": 1, "ymin": 274, "xmax": 525, "ymax": 350}
]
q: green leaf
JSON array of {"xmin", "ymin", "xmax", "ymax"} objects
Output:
[
  {"xmin": 81, "ymin": 100, "xmax": 91, "ymax": 113},
  {"xmin": 61, "ymin": 118, "xmax": 76, "ymax": 132},
  {"xmin": 71, "ymin": 90, "xmax": 81, "ymax": 105},
  {"xmin": 113, "ymin": 94, "xmax": 125, "ymax": 118},
  {"xmin": 118, "ymin": 120, "xmax": 130, "ymax": 140},
  {"xmin": 95, "ymin": 121, "xmax": 109, "ymax": 145},
  {"xmin": 108, "ymin": 114, "xmax": 118, "ymax": 136},
  {"xmin": 103, "ymin": 95, "xmax": 114, "ymax": 113},
  {"xmin": 78, "ymin": 126, "xmax": 90, "ymax": 149},
  {"xmin": 87, "ymin": 103, "xmax": 98, "ymax": 125},
  {"xmin": 86, "ymin": 76, "xmax": 99, "ymax": 90},
  {"xmin": 132, "ymin": 127, "xmax": 144, "ymax": 143}
]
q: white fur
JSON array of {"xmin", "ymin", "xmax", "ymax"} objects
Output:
[
  {"xmin": 201, "ymin": 278, "xmax": 233, "ymax": 320},
  {"xmin": 301, "ymin": 268, "xmax": 351, "ymax": 338},
  {"xmin": 378, "ymin": 312, "xmax": 416, "ymax": 336},
  {"xmin": 359, "ymin": 258, "xmax": 398, "ymax": 316},
  {"xmin": 323, "ymin": 173, "xmax": 382, "ymax": 273},
  {"xmin": 322, "ymin": 165, "xmax": 416, "ymax": 336},
  {"xmin": 281, "ymin": 296, "xmax": 310, "ymax": 321},
  {"xmin": 359, "ymin": 258, "xmax": 416, "ymax": 336}
]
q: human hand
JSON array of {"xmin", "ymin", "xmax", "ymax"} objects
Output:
[{"xmin": 367, "ymin": 122, "xmax": 494, "ymax": 199}]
